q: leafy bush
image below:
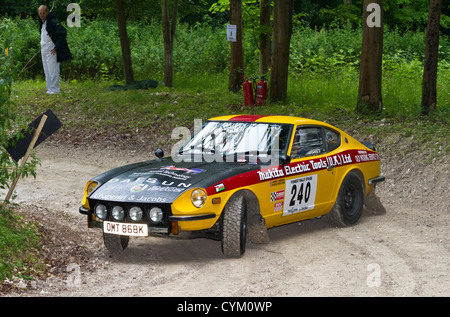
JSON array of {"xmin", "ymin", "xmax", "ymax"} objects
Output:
[
  {"xmin": 383, "ymin": 57, "xmax": 450, "ymax": 119},
  {"xmin": 3, "ymin": 17, "xmax": 448, "ymax": 81},
  {"xmin": 1, "ymin": 18, "xmax": 41, "ymax": 282},
  {"xmin": 0, "ymin": 208, "xmax": 42, "ymax": 281},
  {"xmin": 0, "ymin": 18, "xmax": 39, "ymax": 195},
  {"xmin": 292, "ymin": 25, "xmax": 448, "ymax": 70}
]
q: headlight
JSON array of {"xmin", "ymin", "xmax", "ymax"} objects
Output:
[
  {"xmin": 112, "ymin": 206, "xmax": 125, "ymax": 221},
  {"xmin": 95, "ymin": 204, "xmax": 108, "ymax": 220},
  {"xmin": 149, "ymin": 207, "xmax": 163, "ymax": 223},
  {"xmin": 191, "ymin": 188, "xmax": 207, "ymax": 208},
  {"xmin": 129, "ymin": 206, "xmax": 143, "ymax": 222},
  {"xmin": 82, "ymin": 181, "xmax": 98, "ymax": 208},
  {"xmin": 86, "ymin": 181, "xmax": 98, "ymax": 196}
]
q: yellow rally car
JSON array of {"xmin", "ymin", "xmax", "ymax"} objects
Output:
[{"xmin": 79, "ymin": 115, "xmax": 385, "ymax": 257}]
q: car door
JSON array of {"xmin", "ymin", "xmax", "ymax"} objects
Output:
[{"xmin": 281, "ymin": 125, "xmax": 338, "ymax": 220}]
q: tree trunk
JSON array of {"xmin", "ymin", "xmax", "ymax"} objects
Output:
[
  {"xmin": 161, "ymin": 0, "xmax": 178, "ymax": 88},
  {"xmin": 229, "ymin": 0, "xmax": 244, "ymax": 92},
  {"xmin": 270, "ymin": 0, "xmax": 293, "ymax": 102},
  {"xmin": 357, "ymin": 0, "xmax": 383, "ymax": 114},
  {"xmin": 422, "ymin": 0, "xmax": 442, "ymax": 115},
  {"xmin": 117, "ymin": 0, "xmax": 134, "ymax": 85},
  {"xmin": 259, "ymin": 0, "xmax": 271, "ymax": 76}
]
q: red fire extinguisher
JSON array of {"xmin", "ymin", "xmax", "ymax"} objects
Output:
[
  {"xmin": 255, "ymin": 77, "xmax": 267, "ymax": 106},
  {"xmin": 243, "ymin": 77, "xmax": 254, "ymax": 106}
]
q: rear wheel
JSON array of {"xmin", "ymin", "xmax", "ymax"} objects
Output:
[
  {"xmin": 103, "ymin": 233, "xmax": 129, "ymax": 252},
  {"xmin": 329, "ymin": 171, "xmax": 364, "ymax": 227},
  {"xmin": 221, "ymin": 194, "xmax": 247, "ymax": 257}
]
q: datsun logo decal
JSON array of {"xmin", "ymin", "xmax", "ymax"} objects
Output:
[{"xmin": 161, "ymin": 165, "xmax": 206, "ymax": 174}]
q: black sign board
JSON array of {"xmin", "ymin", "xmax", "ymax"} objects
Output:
[{"xmin": 5, "ymin": 109, "xmax": 63, "ymax": 162}]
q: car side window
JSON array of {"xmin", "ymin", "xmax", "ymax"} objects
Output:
[
  {"xmin": 290, "ymin": 127, "xmax": 341, "ymax": 159},
  {"xmin": 290, "ymin": 127, "xmax": 325, "ymax": 159},
  {"xmin": 324, "ymin": 128, "xmax": 341, "ymax": 152}
]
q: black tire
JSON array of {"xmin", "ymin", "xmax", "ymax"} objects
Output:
[
  {"xmin": 221, "ymin": 194, "xmax": 248, "ymax": 257},
  {"xmin": 329, "ymin": 171, "xmax": 364, "ymax": 227},
  {"xmin": 103, "ymin": 233, "xmax": 129, "ymax": 252}
]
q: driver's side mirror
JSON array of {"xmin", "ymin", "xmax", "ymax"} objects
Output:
[
  {"xmin": 155, "ymin": 148, "xmax": 164, "ymax": 159},
  {"xmin": 279, "ymin": 154, "xmax": 291, "ymax": 166}
]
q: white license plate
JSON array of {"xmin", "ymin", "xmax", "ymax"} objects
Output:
[{"xmin": 103, "ymin": 221, "xmax": 148, "ymax": 237}]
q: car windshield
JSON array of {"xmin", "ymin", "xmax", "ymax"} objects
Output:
[{"xmin": 177, "ymin": 121, "xmax": 292, "ymax": 163}]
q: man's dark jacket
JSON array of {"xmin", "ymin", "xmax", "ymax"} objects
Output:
[{"xmin": 39, "ymin": 13, "xmax": 72, "ymax": 63}]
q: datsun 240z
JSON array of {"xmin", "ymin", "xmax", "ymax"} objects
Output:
[{"xmin": 79, "ymin": 115, "xmax": 385, "ymax": 257}]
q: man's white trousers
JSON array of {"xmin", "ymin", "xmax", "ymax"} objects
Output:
[{"xmin": 41, "ymin": 46, "xmax": 60, "ymax": 94}]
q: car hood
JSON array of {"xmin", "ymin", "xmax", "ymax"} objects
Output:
[{"xmin": 88, "ymin": 158, "xmax": 261, "ymax": 204}]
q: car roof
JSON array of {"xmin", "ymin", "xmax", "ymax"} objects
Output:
[{"xmin": 209, "ymin": 114, "xmax": 333, "ymax": 128}]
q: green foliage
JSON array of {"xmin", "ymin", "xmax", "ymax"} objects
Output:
[
  {"xmin": 0, "ymin": 207, "xmax": 42, "ymax": 281},
  {"xmin": 209, "ymin": 0, "xmax": 272, "ymax": 30},
  {"xmin": 0, "ymin": 0, "xmax": 40, "ymax": 17},
  {"xmin": 296, "ymin": 0, "xmax": 449, "ymax": 34},
  {"xmin": 318, "ymin": 4, "xmax": 361, "ymax": 28},
  {"xmin": 0, "ymin": 16, "xmax": 41, "ymax": 79},
  {"xmin": 2, "ymin": 0, "xmax": 449, "ymax": 34},
  {"xmin": 1, "ymin": 17, "xmax": 263, "ymax": 81},
  {"xmin": 0, "ymin": 18, "xmax": 39, "ymax": 199},
  {"xmin": 3, "ymin": 16, "xmax": 448, "ymax": 121},
  {"xmin": 0, "ymin": 20, "xmax": 42, "ymax": 283},
  {"xmin": 290, "ymin": 25, "xmax": 361, "ymax": 77},
  {"xmin": 290, "ymin": 23, "xmax": 449, "ymax": 77},
  {"xmin": 3, "ymin": 17, "xmax": 449, "ymax": 82},
  {"xmin": 383, "ymin": 57, "xmax": 450, "ymax": 119}
]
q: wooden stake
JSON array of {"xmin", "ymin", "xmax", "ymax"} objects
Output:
[{"xmin": 3, "ymin": 114, "xmax": 48, "ymax": 208}]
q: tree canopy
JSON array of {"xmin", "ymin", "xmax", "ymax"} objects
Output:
[{"xmin": 2, "ymin": 0, "xmax": 449, "ymax": 35}]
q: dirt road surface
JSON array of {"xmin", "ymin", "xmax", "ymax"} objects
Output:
[{"xmin": 2, "ymin": 138, "xmax": 449, "ymax": 297}]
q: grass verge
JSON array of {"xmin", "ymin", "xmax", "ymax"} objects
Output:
[
  {"xmin": 11, "ymin": 72, "xmax": 448, "ymax": 157},
  {"xmin": 0, "ymin": 206, "xmax": 43, "ymax": 283}
]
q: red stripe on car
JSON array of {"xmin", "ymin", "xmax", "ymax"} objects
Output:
[
  {"xmin": 228, "ymin": 115, "xmax": 269, "ymax": 122},
  {"xmin": 206, "ymin": 149, "xmax": 380, "ymax": 196}
]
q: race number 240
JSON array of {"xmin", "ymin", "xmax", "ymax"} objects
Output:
[{"xmin": 283, "ymin": 174, "xmax": 317, "ymax": 216}]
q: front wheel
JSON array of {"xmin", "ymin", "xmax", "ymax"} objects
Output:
[
  {"xmin": 329, "ymin": 171, "xmax": 364, "ymax": 227},
  {"xmin": 221, "ymin": 194, "xmax": 247, "ymax": 257}
]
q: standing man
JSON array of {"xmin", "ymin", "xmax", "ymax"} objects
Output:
[{"xmin": 38, "ymin": 5, "xmax": 72, "ymax": 94}]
